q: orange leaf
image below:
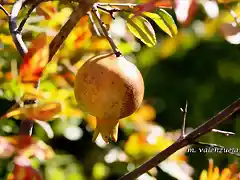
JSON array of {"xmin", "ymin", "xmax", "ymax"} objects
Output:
[
  {"xmin": 0, "ymin": 102, "xmax": 61, "ymax": 121},
  {"xmin": 36, "ymin": 2, "xmax": 57, "ymax": 20},
  {"xmin": 20, "ymin": 33, "xmax": 49, "ymax": 83},
  {"xmin": 22, "ymin": 102, "xmax": 62, "ymax": 121},
  {"xmin": 134, "ymin": 0, "xmax": 173, "ymax": 15}
]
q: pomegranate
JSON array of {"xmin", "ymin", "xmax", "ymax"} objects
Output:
[{"xmin": 74, "ymin": 53, "xmax": 144, "ymax": 143}]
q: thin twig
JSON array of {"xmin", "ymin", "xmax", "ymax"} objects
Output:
[
  {"xmin": 18, "ymin": 2, "xmax": 39, "ymax": 32},
  {"xmin": 119, "ymin": 98, "xmax": 240, "ymax": 180},
  {"xmin": 49, "ymin": 1, "xmax": 93, "ymax": 61},
  {"xmin": 212, "ymin": 129, "xmax": 235, "ymax": 136},
  {"xmin": 194, "ymin": 141, "xmax": 240, "ymax": 157},
  {"xmin": 92, "ymin": 4, "xmax": 121, "ymax": 57},
  {"xmin": 87, "ymin": 11, "xmax": 101, "ymax": 36},
  {"xmin": 180, "ymin": 101, "xmax": 188, "ymax": 138},
  {"xmin": 97, "ymin": 6, "xmax": 120, "ymax": 19},
  {"xmin": 9, "ymin": 0, "xmax": 28, "ymax": 56},
  {"xmin": 96, "ymin": 3, "xmax": 137, "ymax": 7},
  {"xmin": 0, "ymin": 4, "xmax": 10, "ymax": 16}
]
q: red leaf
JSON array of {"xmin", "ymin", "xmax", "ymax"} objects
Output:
[
  {"xmin": 0, "ymin": 136, "xmax": 54, "ymax": 162},
  {"xmin": 17, "ymin": 135, "xmax": 33, "ymax": 150},
  {"xmin": 174, "ymin": 0, "xmax": 199, "ymax": 27},
  {"xmin": 20, "ymin": 33, "xmax": 49, "ymax": 83},
  {"xmin": 8, "ymin": 156, "xmax": 42, "ymax": 180},
  {"xmin": 134, "ymin": 0, "xmax": 173, "ymax": 15}
]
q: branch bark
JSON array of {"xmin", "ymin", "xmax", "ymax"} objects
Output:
[
  {"xmin": 119, "ymin": 98, "xmax": 240, "ymax": 180},
  {"xmin": 49, "ymin": 0, "xmax": 94, "ymax": 61}
]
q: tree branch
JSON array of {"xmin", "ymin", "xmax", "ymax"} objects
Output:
[
  {"xmin": 180, "ymin": 101, "xmax": 188, "ymax": 138},
  {"xmin": 17, "ymin": 2, "xmax": 39, "ymax": 33},
  {"xmin": 119, "ymin": 98, "xmax": 240, "ymax": 180},
  {"xmin": 92, "ymin": 4, "xmax": 121, "ymax": 57},
  {"xmin": 87, "ymin": 11, "xmax": 101, "ymax": 36},
  {"xmin": 49, "ymin": 1, "xmax": 94, "ymax": 61}
]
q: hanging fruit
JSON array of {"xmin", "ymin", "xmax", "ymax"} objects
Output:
[{"xmin": 74, "ymin": 53, "xmax": 144, "ymax": 143}]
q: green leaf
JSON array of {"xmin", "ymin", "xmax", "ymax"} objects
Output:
[
  {"xmin": 143, "ymin": 9, "xmax": 178, "ymax": 37},
  {"xmin": 121, "ymin": 12, "xmax": 156, "ymax": 47}
]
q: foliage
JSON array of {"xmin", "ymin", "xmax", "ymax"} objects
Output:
[{"xmin": 0, "ymin": 0, "xmax": 240, "ymax": 179}]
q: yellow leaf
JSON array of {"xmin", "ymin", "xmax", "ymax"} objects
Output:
[{"xmin": 199, "ymin": 170, "xmax": 208, "ymax": 180}]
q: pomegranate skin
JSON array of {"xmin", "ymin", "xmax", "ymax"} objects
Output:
[{"xmin": 74, "ymin": 53, "xmax": 144, "ymax": 142}]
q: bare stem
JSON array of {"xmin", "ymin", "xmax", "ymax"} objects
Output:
[
  {"xmin": 87, "ymin": 11, "xmax": 101, "ymax": 36},
  {"xmin": 96, "ymin": 3, "xmax": 137, "ymax": 7},
  {"xmin": 18, "ymin": 2, "xmax": 39, "ymax": 32},
  {"xmin": 180, "ymin": 101, "xmax": 188, "ymax": 138},
  {"xmin": 212, "ymin": 129, "xmax": 235, "ymax": 136},
  {"xmin": 119, "ymin": 98, "xmax": 240, "ymax": 180},
  {"xmin": 49, "ymin": 1, "xmax": 93, "ymax": 61},
  {"xmin": 0, "ymin": 4, "xmax": 10, "ymax": 16},
  {"xmin": 92, "ymin": 4, "xmax": 121, "ymax": 57}
]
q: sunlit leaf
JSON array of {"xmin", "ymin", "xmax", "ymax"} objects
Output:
[
  {"xmin": 143, "ymin": 9, "xmax": 178, "ymax": 37},
  {"xmin": 121, "ymin": 12, "xmax": 156, "ymax": 47},
  {"xmin": 20, "ymin": 33, "xmax": 49, "ymax": 83},
  {"xmin": 0, "ymin": 34, "xmax": 15, "ymax": 47},
  {"xmin": 217, "ymin": 0, "xmax": 239, "ymax": 3},
  {"xmin": 21, "ymin": 102, "xmax": 62, "ymax": 121}
]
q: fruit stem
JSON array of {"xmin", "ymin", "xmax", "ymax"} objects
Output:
[{"xmin": 92, "ymin": 4, "xmax": 122, "ymax": 57}]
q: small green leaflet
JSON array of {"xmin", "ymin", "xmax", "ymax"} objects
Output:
[
  {"xmin": 143, "ymin": 9, "xmax": 178, "ymax": 37},
  {"xmin": 120, "ymin": 12, "xmax": 156, "ymax": 47}
]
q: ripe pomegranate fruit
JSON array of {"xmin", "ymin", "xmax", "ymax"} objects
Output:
[{"xmin": 74, "ymin": 53, "xmax": 144, "ymax": 143}]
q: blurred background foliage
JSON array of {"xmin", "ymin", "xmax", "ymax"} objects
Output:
[{"xmin": 0, "ymin": 0, "xmax": 240, "ymax": 179}]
